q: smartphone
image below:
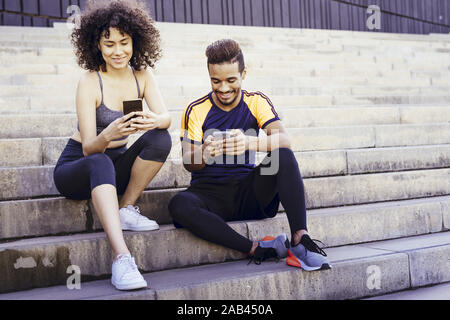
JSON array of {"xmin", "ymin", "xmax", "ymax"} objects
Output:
[
  {"xmin": 213, "ymin": 130, "xmax": 231, "ymax": 140},
  {"xmin": 123, "ymin": 99, "xmax": 143, "ymax": 120}
]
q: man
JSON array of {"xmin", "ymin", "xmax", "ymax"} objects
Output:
[{"xmin": 168, "ymin": 39, "xmax": 330, "ymax": 270}]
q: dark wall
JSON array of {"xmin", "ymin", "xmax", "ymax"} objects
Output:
[{"xmin": 1, "ymin": 0, "xmax": 449, "ymax": 34}]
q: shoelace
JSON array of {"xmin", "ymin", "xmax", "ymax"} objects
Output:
[
  {"xmin": 302, "ymin": 237, "xmax": 327, "ymax": 257},
  {"xmin": 132, "ymin": 206, "xmax": 141, "ymax": 214},
  {"xmin": 126, "ymin": 206, "xmax": 145, "ymax": 221},
  {"xmin": 247, "ymin": 248, "xmax": 279, "ymax": 265},
  {"xmin": 116, "ymin": 255, "xmax": 138, "ymax": 272}
]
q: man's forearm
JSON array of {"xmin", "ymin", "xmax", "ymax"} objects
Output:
[
  {"xmin": 182, "ymin": 147, "xmax": 206, "ymax": 172},
  {"xmin": 248, "ymin": 132, "xmax": 291, "ymax": 152}
]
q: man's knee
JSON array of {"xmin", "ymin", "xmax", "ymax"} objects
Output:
[
  {"xmin": 260, "ymin": 147, "xmax": 298, "ymax": 176},
  {"xmin": 169, "ymin": 192, "xmax": 198, "ymax": 228},
  {"xmin": 278, "ymin": 148, "xmax": 301, "ymax": 176},
  {"xmin": 168, "ymin": 192, "xmax": 190, "ymax": 219},
  {"xmin": 168, "ymin": 191, "xmax": 204, "ymax": 219}
]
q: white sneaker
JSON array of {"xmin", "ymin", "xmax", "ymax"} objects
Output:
[
  {"xmin": 119, "ymin": 205, "xmax": 159, "ymax": 231},
  {"xmin": 111, "ymin": 254, "xmax": 148, "ymax": 290}
]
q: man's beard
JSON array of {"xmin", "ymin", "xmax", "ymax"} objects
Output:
[{"xmin": 215, "ymin": 90, "xmax": 238, "ymax": 106}]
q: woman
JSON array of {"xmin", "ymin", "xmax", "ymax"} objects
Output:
[{"xmin": 53, "ymin": 0, "xmax": 172, "ymax": 291}]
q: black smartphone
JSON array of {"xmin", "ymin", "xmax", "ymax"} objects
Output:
[
  {"xmin": 213, "ymin": 130, "xmax": 231, "ymax": 140},
  {"xmin": 123, "ymin": 99, "xmax": 143, "ymax": 120}
]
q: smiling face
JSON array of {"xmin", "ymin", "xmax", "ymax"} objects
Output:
[
  {"xmin": 98, "ymin": 27, "xmax": 133, "ymax": 70},
  {"xmin": 208, "ymin": 61, "xmax": 246, "ymax": 109}
]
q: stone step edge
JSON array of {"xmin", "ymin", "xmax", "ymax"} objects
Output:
[
  {"xmin": 2, "ymin": 122, "xmax": 450, "ymax": 142},
  {"xmin": 1, "ymin": 164, "xmax": 449, "ymax": 206},
  {"xmin": 3, "ymin": 26, "xmax": 450, "ymax": 41},
  {"xmin": 1, "ymin": 231, "xmax": 448, "ymax": 300},
  {"xmin": 364, "ymin": 281, "xmax": 450, "ymax": 300},
  {"xmin": 2, "ymin": 143, "xmax": 450, "ymax": 175},
  {"xmin": 1, "ymin": 193, "xmax": 448, "ymax": 248},
  {"xmin": 4, "ymin": 103, "xmax": 450, "ymax": 112},
  {"xmin": 1, "ymin": 103, "xmax": 450, "ymax": 114}
]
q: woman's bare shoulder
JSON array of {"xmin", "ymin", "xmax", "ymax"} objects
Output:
[
  {"xmin": 78, "ymin": 70, "xmax": 99, "ymax": 85},
  {"xmin": 76, "ymin": 71, "xmax": 101, "ymax": 107}
]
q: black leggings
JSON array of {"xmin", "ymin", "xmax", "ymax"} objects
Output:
[
  {"xmin": 168, "ymin": 148, "xmax": 307, "ymax": 253},
  {"xmin": 53, "ymin": 129, "xmax": 172, "ymax": 200}
]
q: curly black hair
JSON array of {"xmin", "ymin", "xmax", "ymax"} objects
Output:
[{"xmin": 71, "ymin": 0, "xmax": 162, "ymax": 72}]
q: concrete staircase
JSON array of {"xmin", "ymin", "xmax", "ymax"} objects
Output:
[{"xmin": 0, "ymin": 22, "xmax": 449, "ymax": 300}]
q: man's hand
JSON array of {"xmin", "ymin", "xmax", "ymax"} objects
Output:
[
  {"xmin": 202, "ymin": 135, "xmax": 216, "ymax": 164},
  {"xmin": 220, "ymin": 129, "xmax": 248, "ymax": 156}
]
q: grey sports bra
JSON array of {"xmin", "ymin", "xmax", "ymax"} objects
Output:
[{"xmin": 77, "ymin": 67, "xmax": 141, "ymax": 141}]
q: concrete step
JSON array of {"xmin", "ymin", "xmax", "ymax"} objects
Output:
[
  {"xmin": 4, "ymin": 32, "xmax": 446, "ymax": 52},
  {"xmin": 6, "ymin": 63, "xmax": 448, "ymax": 82},
  {"xmin": 1, "ymin": 122, "xmax": 449, "ymax": 166},
  {"xmin": 0, "ymin": 62, "xmax": 399, "ymax": 77},
  {"xmin": 0, "ymin": 44, "xmax": 344, "ymax": 59},
  {"xmin": 2, "ymin": 25, "xmax": 448, "ymax": 46},
  {"xmin": 1, "ymin": 169, "xmax": 448, "ymax": 239},
  {"xmin": 332, "ymin": 94, "xmax": 450, "ymax": 106},
  {"xmin": 2, "ymin": 34, "xmax": 448, "ymax": 63},
  {"xmin": 2, "ymin": 127, "xmax": 450, "ymax": 175},
  {"xmin": 1, "ymin": 49, "xmax": 448, "ymax": 76},
  {"xmin": 0, "ymin": 80, "xmax": 432, "ymax": 96},
  {"xmin": 0, "ymin": 67, "xmax": 420, "ymax": 86},
  {"xmin": 1, "ymin": 105, "xmax": 449, "ymax": 139},
  {"xmin": 0, "ymin": 158, "xmax": 184, "ymax": 201},
  {"xmin": 287, "ymin": 123, "xmax": 450, "ymax": 151},
  {"xmin": 155, "ymin": 22, "xmax": 450, "ymax": 42},
  {"xmin": 2, "ymin": 84, "xmax": 448, "ymax": 106},
  {"xmin": 280, "ymin": 106, "xmax": 450, "ymax": 128},
  {"xmin": 2, "ymin": 92, "xmax": 450, "ymax": 114},
  {"xmin": 365, "ymin": 282, "xmax": 450, "ymax": 300},
  {"xmin": 0, "ymin": 231, "xmax": 448, "ymax": 299},
  {"xmin": 0, "ymin": 71, "xmax": 437, "ymax": 87},
  {"xmin": 16, "ymin": 85, "xmax": 450, "ymax": 98},
  {"xmin": 1, "ymin": 144, "xmax": 449, "ymax": 202},
  {"xmin": 1, "ymin": 34, "xmax": 448, "ymax": 57},
  {"xmin": 0, "ymin": 55, "xmax": 77, "ymax": 65},
  {"xmin": 0, "ymin": 94, "xmax": 338, "ymax": 114},
  {"xmin": 0, "ymin": 52, "xmax": 378, "ymax": 66},
  {"xmin": 2, "ymin": 40, "xmax": 448, "ymax": 66},
  {"xmin": 431, "ymin": 77, "xmax": 450, "ymax": 86},
  {"xmin": 6, "ymin": 22, "xmax": 449, "ymax": 43},
  {"xmin": 0, "ymin": 188, "xmax": 182, "ymax": 241}
]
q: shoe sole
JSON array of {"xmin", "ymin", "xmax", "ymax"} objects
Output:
[
  {"xmin": 286, "ymin": 250, "xmax": 332, "ymax": 271},
  {"xmin": 111, "ymin": 279, "xmax": 148, "ymax": 291},
  {"xmin": 121, "ymin": 224, "xmax": 160, "ymax": 231}
]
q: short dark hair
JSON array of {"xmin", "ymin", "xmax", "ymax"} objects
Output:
[
  {"xmin": 205, "ymin": 39, "xmax": 245, "ymax": 73},
  {"xmin": 71, "ymin": 0, "xmax": 162, "ymax": 72}
]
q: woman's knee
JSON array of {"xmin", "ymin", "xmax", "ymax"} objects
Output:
[
  {"xmin": 139, "ymin": 129, "xmax": 172, "ymax": 162},
  {"xmin": 85, "ymin": 153, "xmax": 116, "ymax": 188},
  {"xmin": 85, "ymin": 153, "xmax": 114, "ymax": 172}
]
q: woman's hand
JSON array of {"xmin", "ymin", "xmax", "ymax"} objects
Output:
[
  {"xmin": 129, "ymin": 111, "xmax": 163, "ymax": 131},
  {"xmin": 101, "ymin": 112, "xmax": 138, "ymax": 142}
]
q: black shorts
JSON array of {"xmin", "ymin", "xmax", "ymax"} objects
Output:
[{"xmin": 176, "ymin": 164, "xmax": 280, "ymax": 226}]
